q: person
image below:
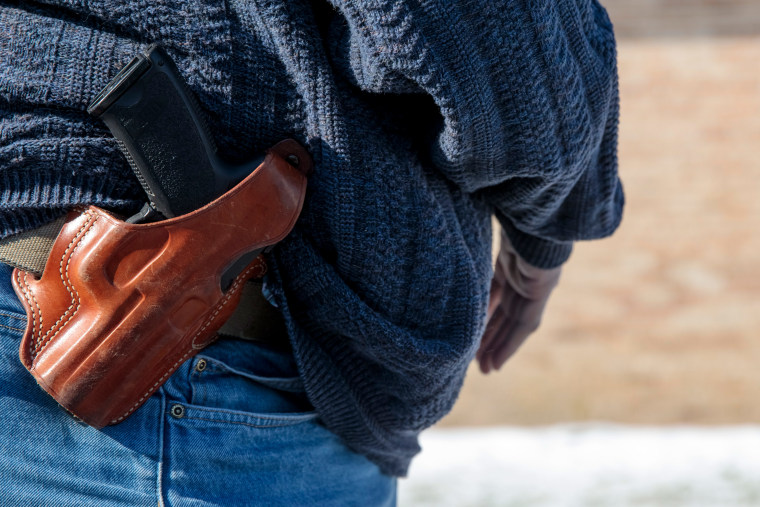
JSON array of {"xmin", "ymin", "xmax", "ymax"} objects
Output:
[{"xmin": 0, "ymin": 0, "xmax": 623, "ymax": 504}]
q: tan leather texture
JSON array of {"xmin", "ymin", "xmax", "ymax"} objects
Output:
[{"xmin": 11, "ymin": 140, "xmax": 310, "ymax": 428}]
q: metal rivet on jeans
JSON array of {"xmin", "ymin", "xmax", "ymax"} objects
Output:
[
  {"xmin": 170, "ymin": 404, "xmax": 185, "ymax": 419},
  {"xmin": 195, "ymin": 358, "xmax": 207, "ymax": 372}
]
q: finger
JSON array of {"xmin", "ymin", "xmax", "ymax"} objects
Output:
[
  {"xmin": 478, "ymin": 295, "xmax": 511, "ymax": 359},
  {"xmin": 477, "ymin": 326, "xmax": 499, "ymax": 372},
  {"xmin": 490, "ymin": 321, "xmax": 535, "ymax": 370},
  {"xmin": 478, "ymin": 351, "xmax": 492, "ymax": 374},
  {"xmin": 491, "ymin": 292, "xmax": 551, "ymax": 370},
  {"xmin": 478, "ymin": 292, "xmax": 524, "ymax": 373},
  {"xmin": 478, "ymin": 279, "xmax": 507, "ymax": 363},
  {"xmin": 489, "ymin": 295, "xmax": 548, "ymax": 370},
  {"xmin": 487, "ymin": 277, "xmax": 504, "ymax": 320}
]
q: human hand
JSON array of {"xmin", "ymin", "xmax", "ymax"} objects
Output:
[{"xmin": 476, "ymin": 232, "xmax": 562, "ymax": 374}]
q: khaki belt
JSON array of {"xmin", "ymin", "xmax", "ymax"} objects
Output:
[
  {"xmin": 0, "ymin": 216, "xmax": 68, "ymax": 276},
  {"xmin": 0, "ymin": 218, "xmax": 288, "ymax": 346}
]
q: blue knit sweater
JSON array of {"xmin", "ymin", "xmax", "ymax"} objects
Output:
[{"xmin": 0, "ymin": 0, "xmax": 623, "ymax": 476}]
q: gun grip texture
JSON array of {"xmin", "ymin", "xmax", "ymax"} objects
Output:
[
  {"xmin": 91, "ymin": 45, "xmax": 266, "ymax": 218},
  {"xmin": 11, "ymin": 141, "xmax": 309, "ymax": 428}
]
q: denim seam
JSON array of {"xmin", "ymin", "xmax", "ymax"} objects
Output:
[
  {"xmin": 185, "ymin": 404, "xmax": 316, "ymax": 421},
  {"xmin": 0, "ymin": 311, "xmax": 24, "ymax": 321},
  {"xmin": 0, "ymin": 323, "xmax": 24, "ymax": 332},
  {"xmin": 202, "ymin": 357, "xmax": 304, "ymax": 392},
  {"xmin": 190, "ymin": 361, "xmax": 207, "ymax": 406},
  {"xmin": 157, "ymin": 387, "xmax": 167, "ymax": 507},
  {"xmin": 183, "ymin": 415, "xmax": 315, "ymax": 429}
]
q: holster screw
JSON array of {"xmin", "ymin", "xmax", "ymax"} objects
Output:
[{"xmin": 286, "ymin": 154, "xmax": 300, "ymax": 167}]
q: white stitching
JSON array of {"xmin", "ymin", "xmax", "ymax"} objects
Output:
[
  {"xmin": 191, "ymin": 259, "xmax": 265, "ymax": 350},
  {"xmin": 25, "ymin": 272, "xmax": 42, "ymax": 336},
  {"xmin": 18, "ymin": 271, "xmax": 41, "ymax": 361},
  {"xmin": 26, "ymin": 272, "xmax": 44, "ymax": 354},
  {"xmin": 32, "ymin": 213, "xmax": 98, "ymax": 358},
  {"xmin": 109, "ymin": 258, "xmax": 267, "ymax": 424}
]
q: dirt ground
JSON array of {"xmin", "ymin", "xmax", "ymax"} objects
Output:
[{"xmin": 441, "ymin": 3, "xmax": 760, "ymax": 427}]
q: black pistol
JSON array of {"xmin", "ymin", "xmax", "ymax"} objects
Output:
[
  {"xmin": 88, "ymin": 45, "xmax": 271, "ymax": 287},
  {"xmin": 88, "ymin": 44, "xmax": 265, "ymax": 222}
]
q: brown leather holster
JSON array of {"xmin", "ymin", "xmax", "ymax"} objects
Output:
[{"xmin": 10, "ymin": 140, "xmax": 310, "ymax": 428}]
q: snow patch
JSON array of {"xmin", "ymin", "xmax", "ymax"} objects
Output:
[{"xmin": 399, "ymin": 424, "xmax": 760, "ymax": 506}]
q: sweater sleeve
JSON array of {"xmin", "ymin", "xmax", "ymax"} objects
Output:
[{"xmin": 327, "ymin": 0, "xmax": 624, "ymax": 268}]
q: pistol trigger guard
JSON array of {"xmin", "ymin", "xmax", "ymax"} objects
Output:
[{"xmin": 126, "ymin": 202, "xmax": 165, "ymax": 224}]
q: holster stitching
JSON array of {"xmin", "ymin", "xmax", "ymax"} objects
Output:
[
  {"xmin": 30, "ymin": 212, "xmax": 98, "ymax": 360},
  {"xmin": 110, "ymin": 257, "xmax": 267, "ymax": 424}
]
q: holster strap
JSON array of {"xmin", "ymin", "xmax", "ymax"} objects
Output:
[{"xmin": 0, "ymin": 216, "xmax": 68, "ymax": 276}]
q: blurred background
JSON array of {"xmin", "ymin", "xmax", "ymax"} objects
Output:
[{"xmin": 401, "ymin": 1, "xmax": 760, "ymax": 505}]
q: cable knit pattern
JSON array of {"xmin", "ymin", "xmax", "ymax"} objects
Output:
[{"xmin": 0, "ymin": 0, "xmax": 623, "ymax": 475}]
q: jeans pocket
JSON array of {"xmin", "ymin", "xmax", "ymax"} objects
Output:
[{"xmin": 180, "ymin": 342, "xmax": 317, "ymax": 427}]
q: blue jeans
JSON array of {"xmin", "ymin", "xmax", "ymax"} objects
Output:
[{"xmin": 0, "ymin": 263, "xmax": 396, "ymax": 506}]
